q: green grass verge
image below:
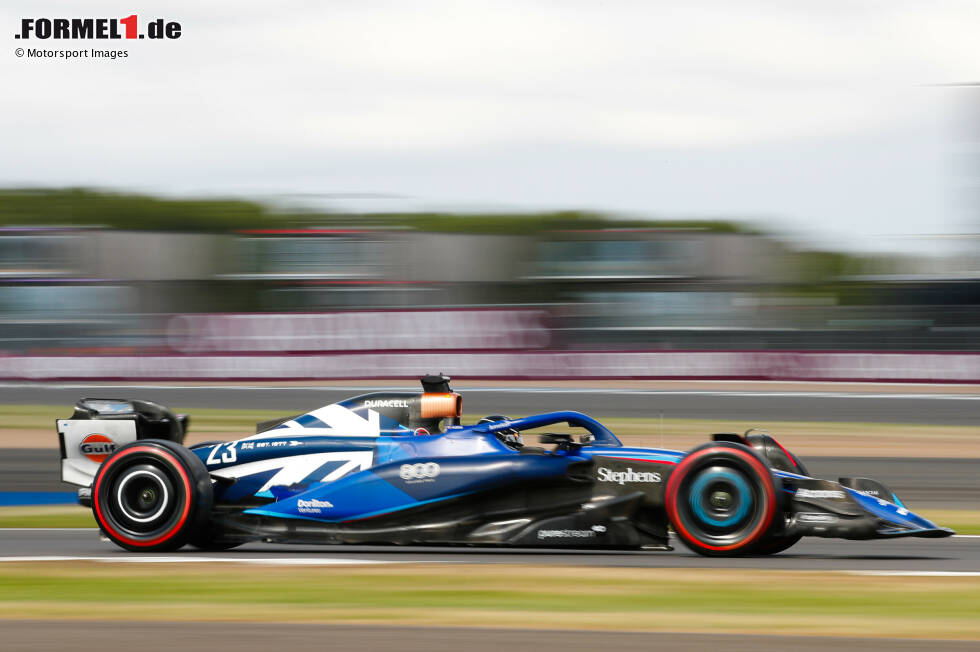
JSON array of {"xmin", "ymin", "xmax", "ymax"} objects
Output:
[
  {"xmin": 910, "ymin": 510, "xmax": 980, "ymax": 535},
  {"xmin": 0, "ymin": 564, "xmax": 978, "ymax": 638},
  {"xmin": 0, "ymin": 506, "xmax": 95, "ymax": 528}
]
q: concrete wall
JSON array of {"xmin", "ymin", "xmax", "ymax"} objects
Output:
[{"xmin": 80, "ymin": 231, "xmax": 231, "ymax": 281}]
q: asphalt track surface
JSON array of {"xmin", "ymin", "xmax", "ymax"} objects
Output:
[
  {"xmin": 2, "ymin": 529, "xmax": 978, "ymax": 572},
  {"xmin": 5, "ymin": 621, "xmax": 978, "ymax": 652},
  {"xmin": 3, "ymin": 382, "xmax": 980, "ymax": 425},
  {"xmin": 3, "ymin": 621, "xmax": 978, "ymax": 652}
]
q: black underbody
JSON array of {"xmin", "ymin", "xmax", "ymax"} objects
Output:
[{"xmin": 208, "ymin": 479, "xmax": 672, "ymax": 549}]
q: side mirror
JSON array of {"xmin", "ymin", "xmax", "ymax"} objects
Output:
[{"xmin": 539, "ymin": 433, "xmax": 585, "ymax": 452}]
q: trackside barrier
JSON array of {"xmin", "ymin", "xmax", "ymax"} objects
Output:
[
  {"xmin": 166, "ymin": 309, "xmax": 552, "ymax": 353},
  {"xmin": 2, "ymin": 351, "xmax": 980, "ymax": 383}
]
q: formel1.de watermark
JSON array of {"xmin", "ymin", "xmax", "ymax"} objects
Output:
[{"xmin": 13, "ymin": 14, "xmax": 181, "ymax": 60}]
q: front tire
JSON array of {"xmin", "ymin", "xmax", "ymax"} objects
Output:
[
  {"xmin": 756, "ymin": 533, "xmax": 803, "ymax": 555},
  {"xmin": 665, "ymin": 442, "xmax": 778, "ymax": 557},
  {"xmin": 92, "ymin": 439, "xmax": 212, "ymax": 552}
]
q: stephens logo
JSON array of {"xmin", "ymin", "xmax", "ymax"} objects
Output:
[
  {"xmin": 597, "ymin": 467, "xmax": 661, "ymax": 485},
  {"xmin": 15, "ymin": 16, "xmax": 181, "ymax": 40},
  {"xmin": 79, "ymin": 434, "xmax": 116, "ymax": 463}
]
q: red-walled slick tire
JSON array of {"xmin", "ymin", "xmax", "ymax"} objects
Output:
[
  {"xmin": 92, "ymin": 439, "xmax": 212, "ymax": 552},
  {"xmin": 665, "ymin": 442, "xmax": 778, "ymax": 557},
  {"xmin": 756, "ymin": 533, "xmax": 803, "ymax": 555}
]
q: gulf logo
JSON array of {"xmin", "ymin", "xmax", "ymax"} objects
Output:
[{"xmin": 79, "ymin": 434, "xmax": 116, "ymax": 463}]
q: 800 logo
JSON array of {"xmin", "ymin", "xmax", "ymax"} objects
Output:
[{"xmin": 399, "ymin": 462, "xmax": 440, "ymax": 482}]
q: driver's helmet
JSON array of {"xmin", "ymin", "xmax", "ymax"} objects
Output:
[{"xmin": 478, "ymin": 415, "xmax": 523, "ymax": 448}]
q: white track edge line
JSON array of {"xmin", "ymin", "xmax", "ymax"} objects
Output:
[{"xmin": 844, "ymin": 570, "xmax": 980, "ymax": 577}]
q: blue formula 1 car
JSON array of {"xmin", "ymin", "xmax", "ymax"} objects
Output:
[{"xmin": 57, "ymin": 374, "xmax": 953, "ymax": 556}]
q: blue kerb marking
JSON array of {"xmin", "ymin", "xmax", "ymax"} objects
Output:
[
  {"xmin": 0, "ymin": 491, "xmax": 78, "ymax": 506},
  {"xmin": 689, "ymin": 470, "xmax": 751, "ymax": 528}
]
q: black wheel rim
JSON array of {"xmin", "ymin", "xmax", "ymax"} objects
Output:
[{"xmin": 99, "ymin": 456, "xmax": 185, "ymax": 540}]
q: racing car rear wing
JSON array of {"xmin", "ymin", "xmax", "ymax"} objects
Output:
[{"xmin": 57, "ymin": 398, "xmax": 188, "ymax": 486}]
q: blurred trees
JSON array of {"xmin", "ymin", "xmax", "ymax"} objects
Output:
[{"xmin": 0, "ymin": 188, "xmax": 752, "ymax": 235}]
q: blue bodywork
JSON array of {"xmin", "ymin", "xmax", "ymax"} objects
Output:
[
  {"xmin": 194, "ymin": 410, "xmax": 675, "ymax": 523},
  {"xmin": 191, "ymin": 401, "xmax": 948, "ymax": 539}
]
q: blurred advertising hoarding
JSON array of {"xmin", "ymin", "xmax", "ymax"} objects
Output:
[
  {"xmin": 4, "ymin": 350, "xmax": 979, "ymax": 383},
  {"xmin": 165, "ymin": 309, "xmax": 552, "ymax": 353}
]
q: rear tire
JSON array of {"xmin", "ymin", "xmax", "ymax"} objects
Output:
[
  {"xmin": 666, "ymin": 442, "xmax": 778, "ymax": 557},
  {"xmin": 188, "ymin": 525, "xmax": 242, "ymax": 551},
  {"xmin": 92, "ymin": 439, "xmax": 212, "ymax": 552}
]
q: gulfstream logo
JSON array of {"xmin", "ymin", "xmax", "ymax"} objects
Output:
[
  {"xmin": 15, "ymin": 16, "xmax": 182, "ymax": 40},
  {"xmin": 597, "ymin": 467, "xmax": 661, "ymax": 485}
]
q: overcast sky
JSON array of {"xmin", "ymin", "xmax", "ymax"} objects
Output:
[{"xmin": 3, "ymin": 1, "xmax": 980, "ymax": 253}]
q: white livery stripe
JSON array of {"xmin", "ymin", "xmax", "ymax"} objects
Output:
[
  {"xmin": 308, "ymin": 404, "xmax": 380, "ymax": 435},
  {"xmin": 210, "ymin": 451, "xmax": 373, "ymax": 492},
  {"xmin": 247, "ymin": 405, "xmax": 381, "ymax": 438}
]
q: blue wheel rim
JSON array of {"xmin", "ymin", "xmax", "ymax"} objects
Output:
[{"xmin": 689, "ymin": 469, "xmax": 751, "ymax": 528}]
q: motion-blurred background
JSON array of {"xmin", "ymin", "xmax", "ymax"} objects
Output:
[
  {"xmin": 1, "ymin": 185, "xmax": 978, "ymax": 380},
  {"xmin": 2, "ymin": 3, "xmax": 980, "ymax": 380}
]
